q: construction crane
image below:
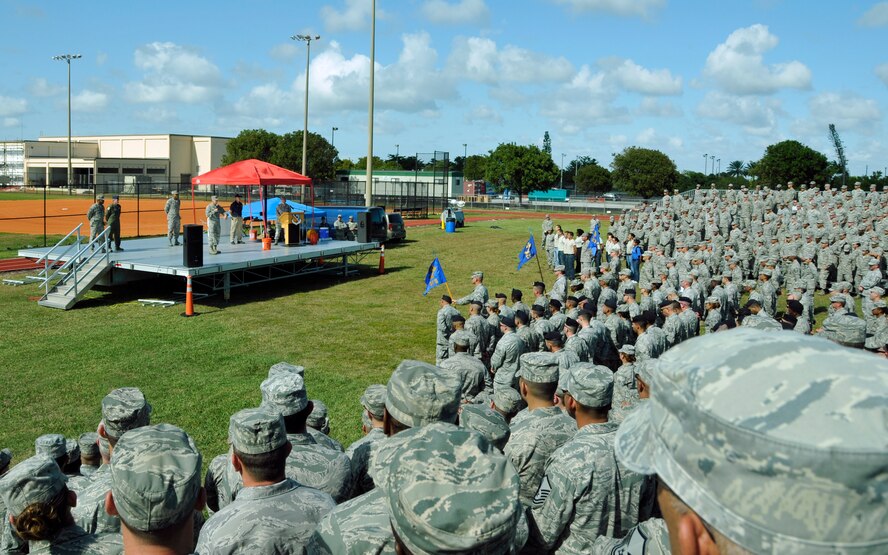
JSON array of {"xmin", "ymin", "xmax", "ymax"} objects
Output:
[{"xmin": 828, "ymin": 124, "xmax": 847, "ymax": 187}]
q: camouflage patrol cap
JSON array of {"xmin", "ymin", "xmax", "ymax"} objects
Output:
[
  {"xmin": 618, "ymin": 344, "xmax": 636, "ymax": 355},
  {"xmin": 492, "ymin": 387, "xmax": 525, "ymax": 415},
  {"xmin": 102, "ymin": 387, "xmax": 152, "ymax": 439},
  {"xmin": 260, "ymin": 373, "xmax": 308, "ymax": 416},
  {"xmin": 65, "ymin": 439, "xmax": 80, "ymax": 465},
  {"xmin": 453, "ymin": 335, "xmax": 470, "ymax": 348},
  {"xmin": 0, "ymin": 456, "xmax": 66, "ymax": 517},
  {"xmin": 705, "ymin": 296, "xmax": 720, "ymax": 305},
  {"xmin": 566, "ymin": 364, "xmax": 614, "ymax": 408},
  {"xmin": 385, "ymin": 424, "xmax": 521, "ymax": 554},
  {"xmin": 872, "ymin": 300, "xmax": 887, "ymax": 310},
  {"xmin": 459, "ymin": 405, "xmax": 511, "ymax": 451},
  {"xmin": 109, "ymin": 424, "xmax": 202, "ymax": 532},
  {"xmin": 516, "ymin": 352, "xmax": 560, "ymax": 384},
  {"xmin": 307, "ymin": 399, "xmax": 330, "ymax": 433},
  {"xmin": 228, "ymin": 407, "xmax": 288, "ymax": 455},
  {"xmin": 268, "ymin": 362, "xmax": 305, "ymax": 378},
  {"xmin": 0, "ymin": 448, "xmax": 11, "ymax": 473},
  {"xmin": 819, "ymin": 315, "xmax": 867, "ymax": 348},
  {"xmin": 829, "ymin": 295, "xmax": 845, "ymax": 305},
  {"xmin": 78, "ymin": 432, "xmax": 100, "ymax": 458},
  {"xmin": 385, "ymin": 360, "xmax": 461, "ymax": 428},
  {"xmin": 871, "ymin": 286, "xmax": 886, "ymax": 296},
  {"xmin": 615, "ymin": 329, "xmax": 888, "ymax": 554},
  {"xmin": 34, "ymin": 434, "xmax": 67, "ymax": 460}
]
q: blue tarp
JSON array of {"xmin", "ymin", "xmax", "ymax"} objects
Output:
[{"xmin": 242, "ymin": 198, "xmax": 327, "ymax": 222}]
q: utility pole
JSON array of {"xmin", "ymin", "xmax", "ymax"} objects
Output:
[
  {"xmin": 292, "ymin": 34, "xmax": 320, "ymax": 199},
  {"xmin": 365, "ymin": 0, "xmax": 376, "ymax": 207},
  {"xmin": 53, "ymin": 53, "xmax": 81, "ymax": 194}
]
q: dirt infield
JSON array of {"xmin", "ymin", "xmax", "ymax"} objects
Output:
[
  {"xmin": 0, "ymin": 198, "xmax": 614, "ymax": 237},
  {"xmin": 0, "ymin": 198, "xmax": 204, "ymax": 236}
]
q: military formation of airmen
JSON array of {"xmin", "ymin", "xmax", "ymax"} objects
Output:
[{"xmin": 3, "ymin": 181, "xmax": 887, "ymax": 554}]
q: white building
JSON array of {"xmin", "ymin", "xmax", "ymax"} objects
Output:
[
  {"xmin": 335, "ymin": 169, "xmax": 464, "ymax": 199},
  {"xmin": 0, "ymin": 134, "xmax": 229, "ymax": 188}
]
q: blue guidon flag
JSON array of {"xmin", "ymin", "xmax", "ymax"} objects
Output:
[
  {"xmin": 517, "ymin": 234, "xmax": 537, "ymax": 271},
  {"xmin": 423, "ymin": 257, "xmax": 448, "ymax": 296}
]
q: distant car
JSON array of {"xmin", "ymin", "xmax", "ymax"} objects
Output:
[
  {"xmin": 385, "ymin": 212, "xmax": 406, "ymax": 242},
  {"xmin": 603, "ymin": 193, "xmax": 621, "ymax": 201}
]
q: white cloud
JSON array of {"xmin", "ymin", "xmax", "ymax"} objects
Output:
[
  {"xmin": 125, "ymin": 42, "xmax": 223, "ymax": 104},
  {"xmin": 858, "ymin": 2, "xmax": 888, "ymax": 27},
  {"xmin": 637, "ymin": 97, "xmax": 682, "ymax": 117},
  {"xmin": 447, "ymin": 37, "xmax": 574, "ymax": 84},
  {"xmin": 808, "ymin": 92, "xmax": 881, "ymax": 131},
  {"xmin": 28, "ymin": 77, "xmax": 64, "ymax": 97},
  {"xmin": 270, "ymin": 42, "xmax": 300, "ymax": 62},
  {"xmin": 635, "ymin": 127, "xmax": 683, "ymax": 150},
  {"xmin": 0, "ymin": 95, "xmax": 27, "ymax": 117},
  {"xmin": 3, "ymin": 118, "xmax": 20, "ymax": 127},
  {"xmin": 321, "ymin": 0, "xmax": 375, "ymax": 32},
  {"xmin": 466, "ymin": 104, "xmax": 503, "ymax": 124},
  {"xmin": 228, "ymin": 32, "xmax": 456, "ymax": 125},
  {"xmin": 697, "ymin": 91, "xmax": 781, "ymax": 135},
  {"xmin": 96, "ymin": 52, "xmax": 108, "ymax": 65},
  {"xmin": 552, "ymin": 0, "xmax": 665, "ymax": 18},
  {"xmin": 421, "ymin": 0, "xmax": 489, "ymax": 25},
  {"xmin": 541, "ymin": 65, "xmax": 629, "ymax": 130},
  {"xmin": 600, "ymin": 57, "xmax": 682, "ymax": 95},
  {"xmin": 134, "ymin": 106, "xmax": 179, "ymax": 124},
  {"xmin": 703, "ymin": 24, "xmax": 811, "ymax": 95},
  {"xmin": 877, "ymin": 63, "xmax": 888, "ymax": 87},
  {"xmin": 72, "ymin": 90, "xmax": 109, "ymax": 112}
]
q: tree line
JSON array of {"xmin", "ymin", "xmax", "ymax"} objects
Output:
[{"xmin": 222, "ymin": 129, "xmax": 887, "ymax": 200}]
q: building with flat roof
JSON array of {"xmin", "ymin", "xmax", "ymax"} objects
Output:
[{"xmin": 0, "ymin": 133, "xmax": 230, "ymax": 188}]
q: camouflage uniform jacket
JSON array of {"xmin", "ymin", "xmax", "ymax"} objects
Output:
[
  {"xmin": 28, "ymin": 525, "xmax": 122, "ymax": 555},
  {"xmin": 345, "ymin": 427, "xmax": 386, "ymax": 498},
  {"xmin": 517, "ymin": 324, "xmax": 544, "ymax": 353},
  {"xmin": 490, "ymin": 332, "xmax": 527, "ymax": 391},
  {"xmin": 196, "ymin": 478, "xmax": 334, "ymax": 555},
  {"xmin": 308, "ymin": 428, "xmax": 344, "ymax": 452},
  {"xmin": 204, "ymin": 452, "xmax": 240, "ymax": 514},
  {"xmin": 436, "ymin": 304, "xmax": 459, "ymax": 346},
  {"xmin": 610, "ymin": 363, "xmax": 639, "ymax": 424},
  {"xmin": 308, "ymin": 489, "xmax": 396, "ymax": 555},
  {"xmin": 528, "ymin": 422, "xmax": 620, "ymax": 553},
  {"xmin": 285, "ymin": 433, "xmax": 354, "ymax": 503},
  {"xmin": 448, "ymin": 328, "xmax": 478, "ymax": 358},
  {"xmin": 865, "ymin": 315, "xmax": 888, "ymax": 351},
  {"xmin": 439, "ymin": 352, "xmax": 487, "ymax": 400},
  {"xmin": 564, "ymin": 334, "xmax": 591, "ymax": 362},
  {"xmin": 455, "ymin": 284, "xmax": 489, "ymax": 306},
  {"xmin": 72, "ymin": 465, "xmax": 120, "ymax": 534},
  {"xmin": 504, "ymin": 406, "xmax": 577, "ymax": 507}
]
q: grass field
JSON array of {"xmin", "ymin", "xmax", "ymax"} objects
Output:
[{"xmin": 0, "ymin": 215, "xmax": 838, "ymax": 468}]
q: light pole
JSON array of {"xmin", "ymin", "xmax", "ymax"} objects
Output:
[
  {"xmin": 53, "ymin": 53, "xmax": 81, "ymax": 194},
  {"xmin": 703, "ymin": 153, "xmax": 708, "ymax": 174},
  {"xmin": 717, "ymin": 158, "xmax": 721, "ymax": 174},
  {"xmin": 365, "ymin": 0, "xmax": 376, "ymax": 207},
  {"xmin": 331, "ymin": 126, "xmax": 338, "ymax": 148},
  {"xmin": 292, "ymin": 33, "xmax": 319, "ymax": 200},
  {"xmin": 560, "ymin": 153, "xmax": 565, "ymax": 188}
]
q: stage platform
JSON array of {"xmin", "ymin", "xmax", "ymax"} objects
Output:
[{"xmin": 19, "ymin": 235, "xmax": 381, "ymax": 306}]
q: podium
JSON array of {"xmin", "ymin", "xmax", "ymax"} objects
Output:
[{"xmin": 279, "ymin": 212, "xmax": 303, "ymax": 245}]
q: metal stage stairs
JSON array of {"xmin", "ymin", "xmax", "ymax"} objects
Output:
[{"xmin": 30, "ymin": 224, "xmax": 112, "ymax": 310}]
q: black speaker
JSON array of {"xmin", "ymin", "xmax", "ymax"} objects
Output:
[
  {"xmin": 183, "ymin": 224, "xmax": 203, "ymax": 267},
  {"xmin": 357, "ymin": 211, "xmax": 370, "ymax": 243}
]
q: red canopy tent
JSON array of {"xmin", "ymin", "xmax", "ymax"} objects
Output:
[{"xmin": 190, "ymin": 159, "xmax": 313, "ymax": 238}]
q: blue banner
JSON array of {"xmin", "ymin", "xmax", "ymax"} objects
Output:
[
  {"xmin": 423, "ymin": 257, "xmax": 448, "ymax": 296},
  {"xmin": 518, "ymin": 234, "xmax": 537, "ymax": 271}
]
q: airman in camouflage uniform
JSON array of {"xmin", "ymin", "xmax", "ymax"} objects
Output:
[
  {"xmin": 0, "ymin": 456, "xmax": 122, "ymax": 555},
  {"xmin": 530, "ymin": 363, "xmax": 653, "ymax": 553},
  {"xmin": 616, "ymin": 329, "xmax": 888, "ymax": 555},
  {"xmin": 86, "ymin": 195, "xmax": 106, "ymax": 250},
  {"xmin": 345, "ymin": 384, "xmax": 387, "ymax": 497},
  {"xmin": 458, "ymin": 404, "xmax": 511, "ymax": 451},
  {"xmin": 196, "ymin": 408, "xmax": 335, "ymax": 554},
  {"xmin": 165, "ymin": 190, "xmax": 181, "ymax": 246},
  {"xmin": 504, "ymin": 352, "xmax": 577, "ymax": 507},
  {"xmin": 74, "ymin": 387, "xmax": 152, "ymax": 535},
  {"xmin": 439, "ymin": 335, "xmax": 487, "ymax": 401},
  {"xmin": 454, "ymin": 271, "xmax": 489, "ymax": 307},
  {"xmin": 609, "ymin": 346, "xmax": 639, "ymax": 424},
  {"xmin": 306, "ymin": 400, "xmax": 344, "ymax": 452},
  {"xmin": 107, "ymin": 424, "xmax": 202, "ymax": 554},
  {"xmin": 435, "ymin": 294, "xmax": 459, "ymax": 364},
  {"xmin": 260, "ymin": 373, "xmax": 355, "ymax": 502},
  {"xmin": 489, "ymin": 315, "xmax": 527, "ymax": 392},
  {"xmin": 865, "ymin": 300, "xmax": 888, "ymax": 352}
]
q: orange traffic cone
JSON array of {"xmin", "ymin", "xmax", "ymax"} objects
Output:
[
  {"xmin": 378, "ymin": 244, "xmax": 386, "ymax": 274},
  {"xmin": 182, "ymin": 275, "xmax": 195, "ymax": 317}
]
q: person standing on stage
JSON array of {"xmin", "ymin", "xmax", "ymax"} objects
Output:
[
  {"xmin": 105, "ymin": 195, "xmax": 123, "ymax": 251},
  {"xmin": 229, "ymin": 194, "xmax": 244, "ymax": 244},
  {"xmin": 165, "ymin": 190, "xmax": 181, "ymax": 246},
  {"xmin": 87, "ymin": 195, "xmax": 106, "ymax": 251},
  {"xmin": 206, "ymin": 195, "xmax": 226, "ymax": 255},
  {"xmin": 276, "ymin": 196, "xmax": 291, "ymax": 245}
]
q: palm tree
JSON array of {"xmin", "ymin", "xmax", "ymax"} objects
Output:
[{"xmin": 726, "ymin": 160, "xmax": 745, "ymax": 178}]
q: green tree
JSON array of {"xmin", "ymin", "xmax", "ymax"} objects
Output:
[
  {"xmin": 755, "ymin": 140, "xmax": 829, "ymax": 186},
  {"xmin": 269, "ymin": 131, "xmax": 338, "ymax": 181},
  {"xmin": 221, "ymin": 129, "xmax": 280, "ymax": 166},
  {"xmin": 463, "ymin": 154, "xmax": 488, "ymax": 180},
  {"xmin": 542, "ymin": 131, "xmax": 552, "ymax": 156},
  {"xmin": 610, "ymin": 146, "xmax": 678, "ymax": 199},
  {"xmin": 726, "ymin": 160, "xmax": 745, "ymax": 178},
  {"xmin": 574, "ymin": 163, "xmax": 612, "ymax": 194},
  {"xmin": 354, "ymin": 155, "xmax": 395, "ymax": 170},
  {"xmin": 485, "ymin": 143, "xmax": 559, "ymax": 201},
  {"xmin": 564, "ymin": 156, "xmax": 597, "ymax": 188}
]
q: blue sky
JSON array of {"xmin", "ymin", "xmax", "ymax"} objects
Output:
[{"xmin": 1, "ymin": 0, "xmax": 887, "ymax": 176}]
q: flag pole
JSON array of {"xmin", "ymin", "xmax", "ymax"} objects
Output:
[
  {"xmin": 532, "ymin": 232, "xmax": 545, "ymax": 284},
  {"xmin": 445, "ymin": 282, "xmax": 455, "ymax": 299}
]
